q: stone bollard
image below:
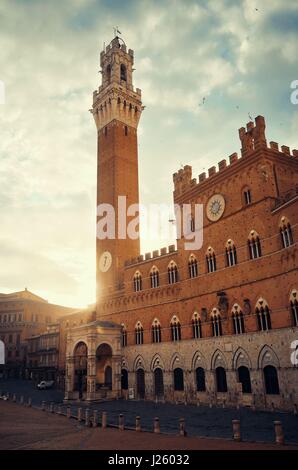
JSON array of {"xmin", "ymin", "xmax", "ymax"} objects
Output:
[
  {"xmin": 13, "ymin": 394, "xmax": 16, "ymax": 403},
  {"xmin": 57, "ymin": 404, "xmax": 62, "ymax": 415},
  {"xmin": 93, "ymin": 410, "xmax": 98, "ymax": 428},
  {"xmin": 154, "ymin": 417, "xmax": 160, "ymax": 434},
  {"xmin": 274, "ymin": 421, "xmax": 285, "ymax": 445},
  {"xmin": 28, "ymin": 397, "xmax": 32, "ymax": 407},
  {"xmin": 77, "ymin": 407, "xmax": 83, "ymax": 422},
  {"xmin": 66, "ymin": 406, "xmax": 71, "ymax": 419},
  {"xmin": 232, "ymin": 420, "xmax": 241, "ymax": 441},
  {"xmin": 102, "ymin": 411, "xmax": 107, "ymax": 429},
  {"xmin": 293, "ymin": 404, "xmax": 297, "ymax": 416},
  {"xmin": 136, "ymin": 416, "xmax": 141, "ymax": 432},
  {"xmin": 20, "ymin": 395, "xmax": 24, "ymax": 405},
  {"xmin": 119, "ymin": 414, "xmax": 124, "ymax": 431},
  {"xmin": 179, "ymin": 418, "xmax": 187, "ymax": 437},
  {"xmin": 85, "ymin": 408, "xmax": 90, "ymax": 427},
  {"xmin": 50, "ymin": 402, "xmax": 54, "ymax": 413}
]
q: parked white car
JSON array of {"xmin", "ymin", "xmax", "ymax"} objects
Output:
[{"xmin": 37, "ymin": 380, "xmax": 54, "ymax": 390}]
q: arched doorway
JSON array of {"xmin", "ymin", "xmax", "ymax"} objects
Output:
[
  {"xmin": 196, "ymin": 367, "xmax": 206, "ymax": 392},
  {"xmin": 96, "ymin": 343, "xmax": 113, "ymax": 390},
  {"xmin": 136, "ymin": 368, "xmax": 145, "ymax": 399},
  {"xmin": 154, "ymin": 368, "xmax": 164, "ymax": 397},
  {"xmin": 173, "ymin": 368, "xmax": 184, "ymax": 391},
  {"xmin": 74, "ymin": 342, "xmax": 87, "ymax": 399},
  {"xmin": 238, "ymin": 366, "xmax": 252, "ymax": 393},
  {"xmin": 215, "ymin": 367, "xmax": 228, "ymax": 392},
  {"xmin": 121, "ymin": 369, "xmax": 128, "ymax": 390},
  {"xmin": 264, "ymin": 365, "xmax": 279, "ymax": 395}
]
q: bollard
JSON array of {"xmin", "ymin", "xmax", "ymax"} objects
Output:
[
  {"xmin": 274, "ymin": 421, "xmax": 285, "ymax": 445},
  {"xmin": 50, "ymin": 402, "xmax": 54, "ymax": 413},
  {"xmin": 77, "ymin": 407, "xmax": 83, "ymax": 422},
  {"xmin": 28, "ymin": 397, "xmax": 32, "ymax": 408},
  {"xmin": 179, "ymin": 418, "xmax": 187, "ymax": 437},
  {"xmin": 196, "ymin": 400, "xmax": 200, "ymax": 407},
  {"xmin": 119, "ymin": 414, "xmax": 124, "ymax": 431},
  {"xmin": 57, "ymin": 404, "xmax": 62, "ymax": 415},
  {"xmin": 85, "ymin": 408, "xmax": 90, "ymax": 427},
  {"xmin": 20, "ymin": 395, "xmax": 24, "ymax": 405},
  {"xmin": 66, "ymin": 406, "xmax": 71, "ymax": 419},
  {"xmin": 232, "ymin": 420, "xmax": 241, "ymax": 442},
  {"xmin": 13, "ymin": 394, "xmax": 16, "ymax": 403},
  {"xmin": 136, "ymin": 416, "xmax": 141, "ymax": 432},
  {"xmin": 154, "ymin": 417, "xmax": 160, "ymax": 434},
  {"xmin": 93, "ymin": 410, "xmax": 98, "ymax": 428},
  {"xmin": 102, "ymin": 411, "xmax": 107, "ymax": 429}
]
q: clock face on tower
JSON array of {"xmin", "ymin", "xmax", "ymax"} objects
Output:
[
  {"xmin": 206, "ymin": 194, "xmax": 225, "ymax": 222},
  {"xmin": 99, "ymin": 251, "xmax": 112, "ymax": 273}
]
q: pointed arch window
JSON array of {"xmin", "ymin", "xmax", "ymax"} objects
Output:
[
  {"xmin": 206, "ymin": 247, "xmax": 216, "ymax": 273},
  {"xmin": 243, "ymin": 188, "xmax": 252, "ymax": 205},
  {"xmin": 120, "ymin": 63, "xmax": 127, "ymax": 82},
  {"xmin": 151, "ymin": 319, "xmax": 162, "ymax": 343},
  {"xmin": 225, "ymin": 240, "xmax": 237, "ymax": 267},
  {"xmin": 256, "ymin": 299, "xmax": 271, "ymax": 331},
  {"xmin": 106, "ymin": 64, "xmax": 111, "ymax": 83},
  {"xmin": 290, "ymin": 290, "xmax": 298, "ymax": 327},
  {"xmin": 248, "ymin": 230, "xmax": 262, "ymax": 259},
  {"xmin": 170, "ymin": 316, "xmax": 181, "ymax": 341},
  {"xmin": 135, "ymin": 322, "xmax": 144, "ymax": 345},
  {"xmin": 168, "ymin": 261, "xmax": 178, "ymax": 284},
  {"xmin": 280, "ymin": 217, "xmax": 294, "ymax": 248},
  {"xmin": 192, "ymin": 312, "xmax": 202, "ymax": 339},
  {"xmin": 121, "ymin": 324, "xmax": 127, "ymax": 347},
  {"xmin": 231, "ymin": 304, "xmax": 245, "ymax": 334},
  {"xmin": 150, "ymin": 266, "xmax": 160, "ymax": 288},
  {"xmin": 188, "ymin": 254, "xmax": 198, "ymax": 278},
  {"xmin": 211, "ymin": 308, "xmax": 222, "ymax": 337},
  {"xmin": 133, "ymin": 271, "xmax": 142, "ymax": 292}
]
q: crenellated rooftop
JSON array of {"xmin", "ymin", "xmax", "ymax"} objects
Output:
[
  {"xmin": 173, "ymin": 115, "xmax": 298, "ymax": 195},
  {"xmin": 124, "ymin": 244, "xmax": 177, "ymax": 268}
]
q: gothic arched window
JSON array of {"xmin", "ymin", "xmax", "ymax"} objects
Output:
[
  {"xmin": 290, "ymin": 290, "xmax": 298, "ymax": 327},
  {"xmin": 225, "ymin": 239, "xmax": 237, "ymax": 267},
  {"xmin": 264, "ymin": 365, "xmax": 279, "ymax": 395},
  {"xmin": 192, "ymin": 312, "xmax": 202, "ymax": 339},
  {"xmin": 206, "ymin": 247, "xmax": 216, "ymax": 273},
  {"xmin": 216, "ymin": 367, "xmax": 228, "ymax": 392},
  {"xmin": 173, "ymin": 368, "xmax": 184, "ymax": 391},
  {"xmin": 133, "ymin": 271, "xmax": 142, "ymax": 292},
  {"xmin": 152, "ymin": 319, "xmax": 162, "ymax": 343},
  {"xmin": 135, "ymin": 321, "xmax": 144, "ymax": 345},
  {"xmin": 168, "ymin": 261, "xmax": 178, "ymax": 284},
  {"xmin": 256, "ymin": 299, "xmax": 271, "ymax": 331},
  {"xmin": 121, "ymin": 324, "xmax": 127, "ymax": 347},
  {"xmin": 196, "ymin": 367, "xmax": 206, "ymax": 392},
  {"xmin": 211, "ymin": 308, "xmax": 222, "ymax": 337},
  {"xmin": 188, "ymin": 254, "xmax": 198, "ymax": 278},
  {"xmin": 248, "ymin": 230, "xmax": 262, "ymax": 259},
  {"xmin": 106, "ymin": 64, "xmax": 111, "ymax": 83},
  {"xmin": 231, "ymin": 304, "xmax": 245, "ymax": 334},
  {"xmin": 120, "ymin": 63, "xmax": 127, "ymax": 81},
  {"xmin": 280, "ymin": 216, "xmax": 294, "ymax": 248},
  {"xmin": 150, "ymin": 266, "xmax": 160, "ymax": 288},
  {"xmin": 170, "ymin": 316, "xmax": 181, "ymax": 341}
]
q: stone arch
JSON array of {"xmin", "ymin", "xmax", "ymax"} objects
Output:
[
  {"xmin": 72, "ymin": 339, "xmax": 88, "ymax": 356},
  {"xmin": 257, "ymin": 345, "xmax": 280, "ymax": 369},
  {"xmin": 95, "ymin": 341, "xmax": 113, "ymax": 355},
  {"xmin": 170, "ymin": 352, "xmax": 184, "ymax": 371},
  {"xmin": 150, "ymin": 353, "xmax": 165, "ymax": 371},
  {"xmin": 211, "ymin": 349, "xmax": 227, "ymax": 370},
  {"xmin": 191, "ymin": 350, "xmax": 207, "ymax": 370},
  {"xmin": 232, "ymin": 347, "xmax": 252, "ymax": 370},
  {"xmin": 133, "ymin": 354, "xmax": 146, "ymax": 371}
]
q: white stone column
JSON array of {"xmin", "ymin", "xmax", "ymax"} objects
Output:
[
  {"xmin": 64, "ymin": 356, "xmax": 75, "ymax": 400},
  {"xmin": 86, "ymin": 355, "xmax": 96, "ymax": 401},
  {"xmin": 111, "ymin": 355, "xmax": 121, "ymax": 398}
]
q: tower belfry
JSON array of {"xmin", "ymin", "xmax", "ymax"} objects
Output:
[{"xmin": 91, "ymin": 37, "xmax": 143, "ymax": 306}]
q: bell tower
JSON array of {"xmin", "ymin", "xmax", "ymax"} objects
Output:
[{"xmin": 91, "ymin": 37, "xmax": 143, "ymax": 304}]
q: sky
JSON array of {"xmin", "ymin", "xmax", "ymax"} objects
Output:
[{"xmin": 0, "ymin": 0, "xmax": 297, "ymax": 307}]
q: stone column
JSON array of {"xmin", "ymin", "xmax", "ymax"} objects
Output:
[
  {"xmin": 86, "ymin": 355, "xmax": 96, "ymax": 401},
  {"xmin": 64, "ymin": 356, "xmax": 75, "ymax": 400},
  {"xmin": 111, "ymin": 355, "xmax": 121, "ymax": 399}
]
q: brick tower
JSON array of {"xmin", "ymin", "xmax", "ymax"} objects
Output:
[{"xmin": 91, "ymin": 37, "xmax": 143, "ymax": 304}]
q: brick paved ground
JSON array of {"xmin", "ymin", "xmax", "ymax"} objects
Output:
[
  {"xmin": 0, "ymin": 401, "xmax": 298, "ymax": 450},
  {"xmin": 1, "ymin": 379, "xmax": 298, "ymax": 444}
]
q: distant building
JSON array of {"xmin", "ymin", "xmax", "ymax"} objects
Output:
[{"xmin": 0, "ymin": 289, "xmax": 76, "ymax": 378}]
